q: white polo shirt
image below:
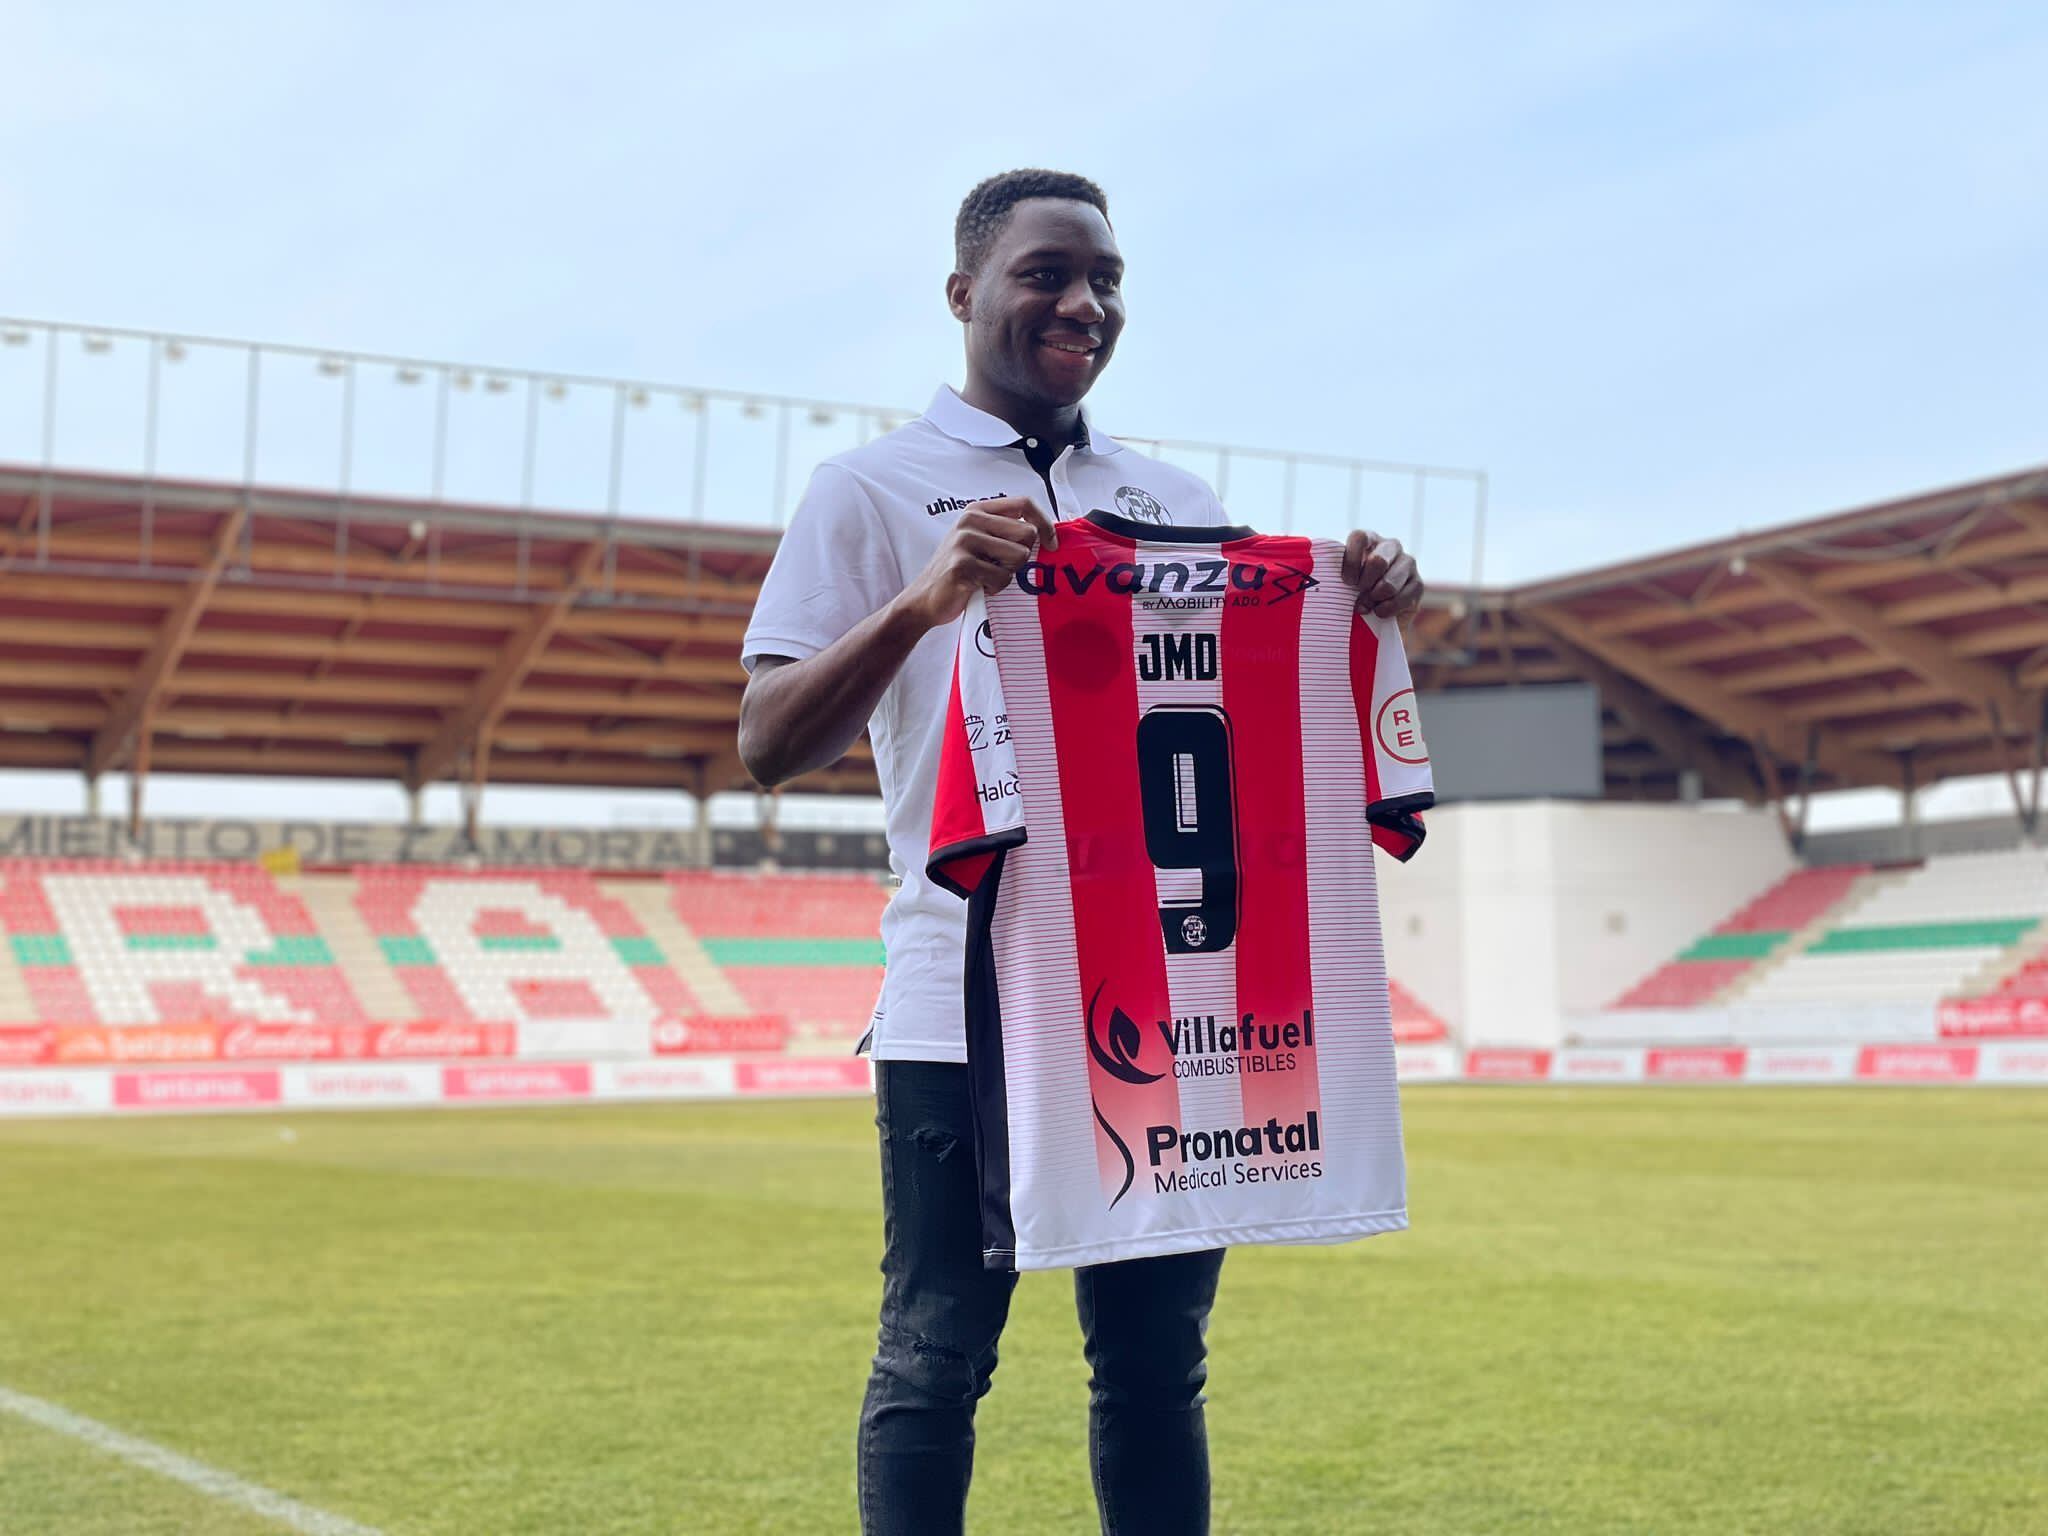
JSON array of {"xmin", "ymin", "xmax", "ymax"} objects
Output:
[{"xmin": 742, "ymin": 385, "xmax": 1229, "ymax": 1062}]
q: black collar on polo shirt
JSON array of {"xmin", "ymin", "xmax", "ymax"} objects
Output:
[
  {"xmin": 1017, "ymin": 420, "xmax": 1087, "ymax": 481},
  {"xmin": 922, "ymin": 385, "xmax": 1124, "ymax": 459}
]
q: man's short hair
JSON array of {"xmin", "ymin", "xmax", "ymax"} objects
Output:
[{"xmin": 954, "ymin": 169, "xmax": 1110, "ymax": 279}]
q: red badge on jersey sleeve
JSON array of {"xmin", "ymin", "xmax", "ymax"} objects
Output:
[
  {"xmin": 927, "ymin": 592, "xmax": 1028, "ymax": 897},
  {"xmin": 1351, "ymin": 609, "xmax": 1433, "ymax": 860}
]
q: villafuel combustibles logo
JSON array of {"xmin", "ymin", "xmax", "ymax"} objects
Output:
[{"xmin": 1085, "ymin": 981, "xmax": 1326, "ymax": 1209}]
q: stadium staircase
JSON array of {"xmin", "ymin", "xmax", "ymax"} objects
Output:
[
  {"xmin": 1965, "ymin": 919, "xmax": 2048, "ymax": 997},
  {"xmin": 294, "ymin": 872, "xmax": 413, "ymax": 1021},
  {"xmin": 609, "ymin": 879, "xmax": 749, "ymax": 1015},
  {"xmin": 667, "ymin": 871, "xmax": 887, "ymax": 1050},
  {"xmin": 0, "ymin": 931, "xmax": 33, "ymax": 1023}
]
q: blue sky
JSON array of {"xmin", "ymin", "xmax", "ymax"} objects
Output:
[{"xmin": 1, "ymin": 1, "xmax": 2042, "ymax": 824}]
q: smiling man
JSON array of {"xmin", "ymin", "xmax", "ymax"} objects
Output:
[{"xmin": 737, "ymin": 169, "xmax": 1423, "ymax": 1536}]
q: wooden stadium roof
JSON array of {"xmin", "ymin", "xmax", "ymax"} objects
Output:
[
  {"xmin": 1415, "ymin": 462, "xmax": 2048, "ymax": 809},
  {"xmin": 0, "ymin": 463, "xmax": 860, "ymax": 802},
  {"xmin": 2, "ymin": 459, "xmax": 2045, "ymax": 817}
]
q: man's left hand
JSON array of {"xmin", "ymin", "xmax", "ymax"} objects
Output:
[{"xmin": 1341, "ymin": 531, "xmax": 1424, "ymax": 622}]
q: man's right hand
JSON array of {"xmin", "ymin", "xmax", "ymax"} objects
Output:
[{"xmin": 894, "ymin": 496, "xmax": 1059, "ymax": 632}]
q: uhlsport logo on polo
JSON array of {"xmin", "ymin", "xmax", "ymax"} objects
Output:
[{"xmin": 925, "ymin": 491, "xmax": 1005, "ymax": 517}]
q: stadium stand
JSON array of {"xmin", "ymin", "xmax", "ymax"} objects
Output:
[
  {"xmin": 1610, "ymin": 865, "xmax": 1872, "ymax": 1010},
  {"xmin": 352, "ymin": 867, "xmax": 699, "ymax": 1026},
  {"xmin": 1582, "ymin": 846, "xmax": 2048, "ymax": 1050},
  {"xmin": 668, "ymin": 871, "xmax": 888, "ymax": 1046},
  {"xmin": 1743, "ymin": 848, "xmax": 2048, "ymax": 1007},
  {"xmin": 0, "ymin": 855, "xmax": 1457, "ymax": 1063},
  {"xmin": 1387, "ymin": 978, "xmax": 1450, "ymax": 1043},
  {"xmin": 1, "ymin": 860, "xmax": 365, "ymax": 1026}
]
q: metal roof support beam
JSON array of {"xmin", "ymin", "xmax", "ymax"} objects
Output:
[
  {"xmin": 1520, "ymin": 602, "xmax": 1898, "ymax": 787},
  {"xmin": 127, "ymin": 707, "xmax": 154, "ymax": 841},
  {"xmin": 1748, "ymin": 737, "xmax": 1798, "ymax": 851},
  {"xmin": 85, "ymin": 506, "xmax": 247, "ymax": 779},
  {"xmin": 2011, "ymin": 694, "xmax": 2048, "ymax": 840},
  {"xmin": 407, "ymin": 541, "xmax": 607, "ymax": 792},
  {"xmin": 460, "ymin": 738, "xmax": 491, "ymax": 847}
]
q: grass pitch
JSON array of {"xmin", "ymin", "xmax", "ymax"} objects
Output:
[{"xmin": 1, "ymin": 1088, "xmax": 2043, "ymax": 1535}]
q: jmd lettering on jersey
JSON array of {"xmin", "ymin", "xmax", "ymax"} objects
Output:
[{"xmin": 1137, "ymin": 631, "xmax": 1220, "ymax": 682}]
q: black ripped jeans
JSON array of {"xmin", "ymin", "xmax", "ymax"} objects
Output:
[{"xmin": 858, "ymin": 1059, "xmax": 1226, "ymax": 1535}]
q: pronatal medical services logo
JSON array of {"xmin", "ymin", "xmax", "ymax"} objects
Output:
[{"xmin": 1114, "ymin": 486, "xmax": 1169, "ymax": 523}]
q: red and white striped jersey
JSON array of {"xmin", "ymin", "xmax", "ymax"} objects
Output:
[{"xmin": 927, "ymin": 509, "xmax": 1433, "ymax": 1271}]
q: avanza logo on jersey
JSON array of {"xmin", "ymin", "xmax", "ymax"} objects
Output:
[{"xmin": 1014, "ymin": 556, "xmax": 1318, "ymax": 603}]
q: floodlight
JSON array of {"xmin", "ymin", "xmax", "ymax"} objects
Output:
[
  {"xmin": 545, "ymin": 379, "xmax": 568, "ymax": 401},
  {"xmin": 82, "ymin": 333, "xmax": 113, "ymax": 354},
  {"xmin": 484, "ymin": 375, "xmax": 511, "ymax": 394},
  {"xmin": 316, "ymin": 356, "xmax": 348, "ymax": 377},
  {"xmin": 809, "ymin": 408, "xmax": 835, "ymax": 426},
  {"xmin": 629, "ymin": 388, "xmax": 649, "ymax": 408},
  {"xmin": 0, "ymin": 328, "xmax": 29, "ymax": 347},
  {"xmin": 396, "ymin": 366, "xmax": 423, "ymax": 385},
  {"xmin": 741, "ymin": 400, "xmax": 765, "ymax": 420}
]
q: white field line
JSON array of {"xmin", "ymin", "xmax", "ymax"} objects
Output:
[{"xmin": 0, "ymin": 1384, "xmax": 385, "ymax": 1535}]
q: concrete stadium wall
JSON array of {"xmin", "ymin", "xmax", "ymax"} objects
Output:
[
  {"xmin": 1381, "ymin": 801, "xmax": 1794, "ymax": 1047},
  {"xmin": 1803, "ymin": 814, "xmax": 2034, "ymax": 867}
]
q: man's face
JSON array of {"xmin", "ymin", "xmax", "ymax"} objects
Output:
[{"xmin": 951, "ymin": 198, "xmax": 1125, "ymax": 410}]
